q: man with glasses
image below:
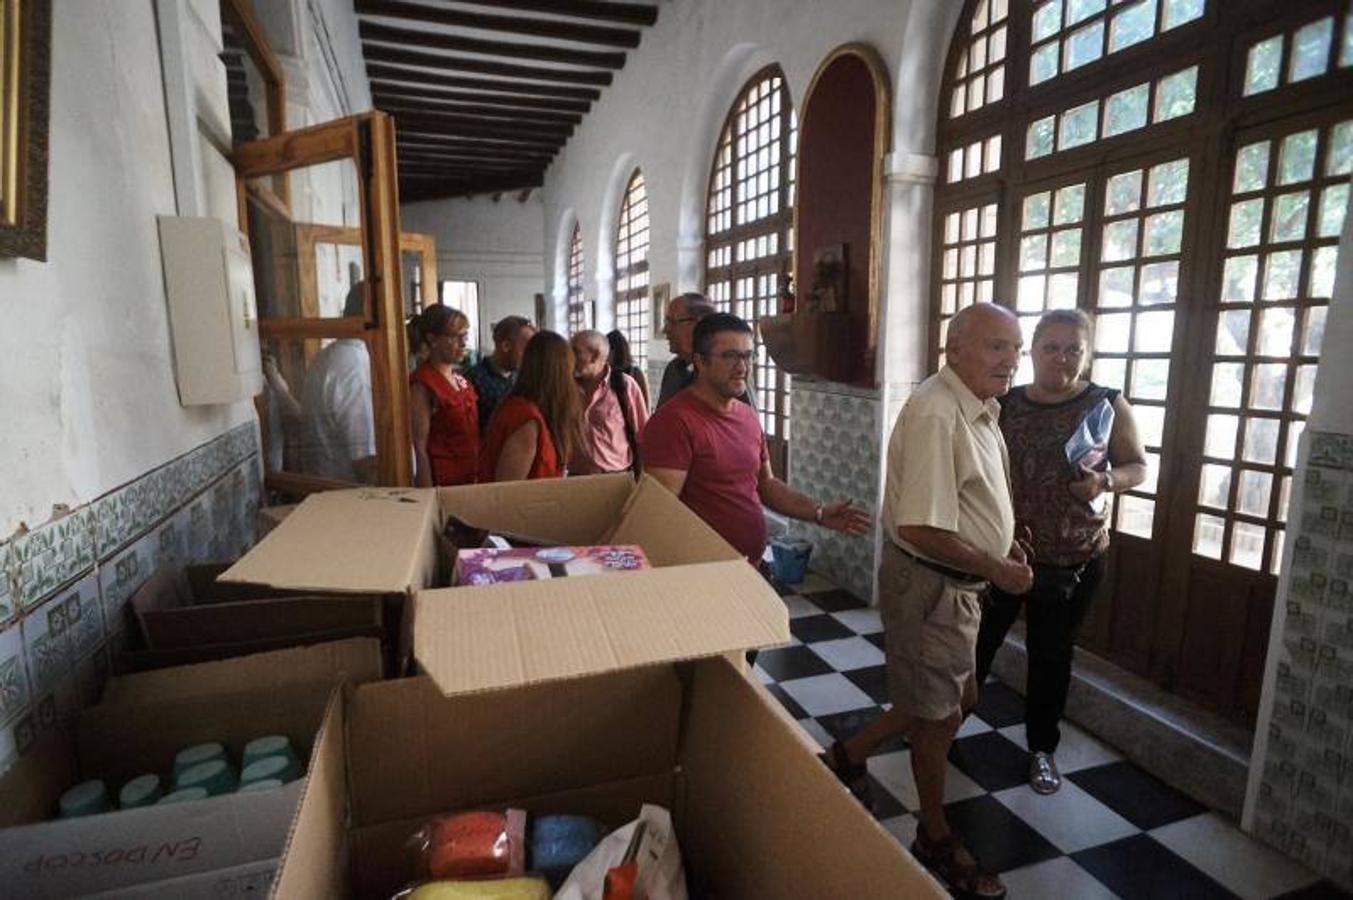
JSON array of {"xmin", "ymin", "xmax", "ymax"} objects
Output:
[
  {"xmin": 466, "ymin": 315, "xmax": 536, "ymax": 431},
  {"xmin": 643, "ymin": 313, "xmax": 868, "ymax": 566},
  {"xmin": 656, "ymin": 292, "xmax": 755, "ymax": 409}
]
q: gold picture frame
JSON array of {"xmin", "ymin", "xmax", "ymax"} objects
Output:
[
  {"xmin": 0, "ymin": 0, "xmax": 51, "ymax": 260},
  {"xmin": 650, "ymin": 281, "xmax": 671, "ymax": 338}
]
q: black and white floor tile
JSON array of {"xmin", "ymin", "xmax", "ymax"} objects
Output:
[{"xmin": 757, "ymin": 576, "xmax": 1349, "ymax": 900}]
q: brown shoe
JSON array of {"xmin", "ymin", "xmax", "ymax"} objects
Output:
[
  {"xmin": 820, "ymin": 741, "xmax": 872, "ymax": 805},
  {"xmin": 910, "ymin": 827, "xmax": 1006, "ymax": 899}
]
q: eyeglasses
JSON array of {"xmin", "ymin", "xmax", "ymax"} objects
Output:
[
  {"xmin": 663, "ymin": 315, "xmax": 697, "ymax": 327},
  {"xmin": 1037, "ymin": 343, "xmax": 1085, "ymax": 359},
  {"xmin": 702, "ymin": 350, "xmax": 754, "ymax": 366},
  {"xmin": 436, "ymin": 330, "xmax": 469, "ymax": 343}
]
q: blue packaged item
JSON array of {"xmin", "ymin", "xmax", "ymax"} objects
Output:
[
  {"xmin": 770, "ymin": 538, "xmax": 813, "ymax": 585},
  {"xmin": 530, "ymin": 814, "xmax": 604, "ymax": 886},
  {"xmin": 1064, "ymin": 398, "xmax": 1114, "ymax": 471}
]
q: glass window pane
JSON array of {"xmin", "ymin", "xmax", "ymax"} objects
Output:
[
  {"xmin": 1328, "ymin": 121, "xmax": 1353, "ymax": 176},
  {"xmin": 1148, "ymin": 159, "xmax": 1190, "ymax": 207},
  {"xmin": 1204, "ymin": 414, "xmax": 1239, "ymax": 458},
  {"xmin": 1103, "ymin": 219, "xmax": 1140, "ymax": 261},
  {"xmin": 1163, "ymin": 0, "xmax": 1205, "ymax": 30},
  {"xmin": 1027, "ymin": 116, "xmax": 1056, "ymax": 158},
  {"xmin": 1221, "ymin": 256, "xmax": 1259, "ymax": 304},
  {"xmin": 1049, "ymin": 272, "xmax": 1079, "ymax": 308},
  {"xmin": 1135, "ymin": 310, "xmax": 1174, "ymax": 352},
  {"xmin": 1270, "ymin": 191, "xmax": 1311, "ymax": 242},
  {"xmin": 1234, "ymin": 142, "xmax": 1271, "ymax": 193},
  {"xmin": 1237, "ymin": 469, "xmax": 1273, "ymax": 517},
  {"xmin": 1117, "ymin": 495, "xmax": 1155, "ymax": 538},
  {"xmin": 1106, "ymin": 170, "xmax": 1143, "ymax": 215},
  {"xmin": 1245, "ymin": 36, "xmax": 1283, "ymax": 95},
  {"xmin": 1343, "ymin": 10, "xmax": 1353, "ymax": 66},
  {"xmin": 1133, "ymin": 358, "xmax": 1171, "ymax": 400},
  {"xmin": 1051, "ymin": 228, "xmax": 1082, "ymax": 267},
  {"xmin": 1024, "ymin": 192, "xmax": 1051, "ymax": 230},
  {"xmin": 1215, "ymin": 309, "xmax": 1251, "ymax": 356},
  {"xmin": 988, "ymin": 65, "xmax": 1007, "ymax": 102},
  {"xmin": 1105, "ymin": 83, "xmax": 1150, "ymax": 136},
  {"xmin": 1293, "ymin": 364, "xmax": 1316, "ymax": 415},
  {"xmin": 1067, "ymin": 0, "xmax": 1106, "ymax": 26},
  {"xmin": 1155, "ymin": 66, "xmax": 1198, "ymax": 122},
  {"xmin": 1097, "ymin": 312, "xmax": 1132, "ymax": 352},
  {"xmin": 1193, "ymin": 513, "xmax": 1225, "ymax": 559},
  {"xmin": 1250, "ymin": 363, "xmax": 1288, "ymax": 410},
  {"xmin": 1310, "ymin": 245, "xmax": 1338, "ymax": 297},
  {"xmin": 1262, "ymin": 250, "xmax": 1302, "ymax": 301},
  {"xmin": 1198, "ymin": 464, "xmax": 1232, "ymax": 509},
  {"xmin": 1278, "ymin": 130, "xmax": 1319, "ymax": 184},
  {"xmin": 1303, "ymin": 305, "xmax": 1327, "ymax": 356},
  {"xmin": 1230, "ymin": 521, "xmax": 1266, "ymax": 570},
  {"xmin": 1110, "ymin": 0, "xmax": 1156, "ymax": 52},
  {"xmin": 1243, "ymin": 417, "xmax": 1281, "ymax": 464},
  {"xmin": 1136, "ymin": 403, "xmax": 1166, "ymax": 447},
  {"xmin": 1100, "ymin": 266, "xmax": 1135, "ymax": 308},
  {"xmin": 1145, "ymin": 210, "xmax": 1184, "ymax": 256},
  {"xmin": 1287, "ymin": 419, "xmax": 1305, "ymax": 468},
  {"xmin": 1256, "ymin": 307, "xmax": 1295, "ymax": 356},
  {"xmin": 1018, "ymin": 274, "xmax": 1048, "ymax": 311},
  {"xmin": 1021, "ymin": 234, "xmax": 1049, "ymax": 271},
  {"xmin": 1066, "ymin": 21, "xmax": 1105, "ymax": 70},
  {"xmin": 1210, "ymin": 362, "xmax": 1245, "ymax": 406},
  {"xmin": 1054, "ymin": 184, "xmax": 1086, "ymax": 223},
  {"xmin": 1059, "ymin": 101, "xmax": 1100, "ymax": 150},
  {"xmin": 1289, "ymin": 18, "xmax": 1334, "ymax": 82},
  {"xmin": 1317, "ymin": 184, "xmax": 1349, "ymax": 238},
  {"xmin": 1227, "ymin": 198, "xmax": 1264, "ymax": 248},
  {"xmin": 1033, "ymin": 0, "xmax": 1063, "ymax": 41},
  {"xmin": 991, "ymin": 25, "xmax": 1008, "ymax": 62},
  {"xmin": 1139, "ymin": 261, "xmax": 1178, "ymax": 306},
  {"xmin": 1094, "ymin": 357, "xmax": 1127, "ymax": 390},
  {"xmin": 1031, "ymin": 41, "xmax": 1061, "ymax": 85}
]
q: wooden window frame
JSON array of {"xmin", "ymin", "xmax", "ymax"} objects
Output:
[
  {"xmin": 614, "ymin": 169, "xmax": 651, "ymax": 369},
  {"xmin": 566, "ymin": 222, "xmax": 590, "ymax": 332},
  {"xmin": 0, "ymin": 0, "xmax": 50, "ymax": 260}
]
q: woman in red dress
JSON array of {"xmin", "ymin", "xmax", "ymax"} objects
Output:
[
  {"xmin": 410, "ymin": 305, "xmax": 479, "ymax": 486},
  {"xmin": 479, "ymin": 330, "xmax": 580, "ymax": 482}
]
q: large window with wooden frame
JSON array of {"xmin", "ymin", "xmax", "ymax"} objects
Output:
[
  {"xmin": 566, "ymin": 222, "xmax": 591, "ymax": 333},
  {"xmin": 933, "ymin": 0, "xmax": 1353, "ymax": 723},
  {"xmin": 614, "ymin": 170, "xmax": 651, "ymax": 369},
  {"xmin": 704, "ymin": 67, "xmax": 797, "ymax": 473}
]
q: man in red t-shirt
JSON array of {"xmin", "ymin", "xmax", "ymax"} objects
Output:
[{"xmin": 642, "ymin": 313, "xmax": 869, "ymax": 565}]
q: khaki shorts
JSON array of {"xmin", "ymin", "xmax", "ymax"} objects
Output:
[{"xmin": 877, "ymin": 541, "xmax": 984, "ymax": 721}]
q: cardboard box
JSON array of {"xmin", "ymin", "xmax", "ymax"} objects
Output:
[
  {"xmin": 453, "ymin": 544, "xmax": 650, "ymax": 585},
  {"xmin": 0, "ymin": 639, "xmax": 382, "ymax": 898},
  {"xmin": 220, "ymin": 476, "xmax": 944, "ymax": 899}
]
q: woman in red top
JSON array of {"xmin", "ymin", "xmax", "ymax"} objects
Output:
[
  {"xmin": 479, "ymin": 330, "xmax": 580, "ymax": 482},
  {"xmin": 410, "ymin": 305, "xmax": 479, "ymax": 486}
]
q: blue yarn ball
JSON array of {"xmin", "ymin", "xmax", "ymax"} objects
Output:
[{"xmin": 530, "ymin": 815, "xmax": 603, "ymax": 882}]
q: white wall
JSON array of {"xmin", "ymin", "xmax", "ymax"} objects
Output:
[
  {"xmin": 401, "ymin": 194, "xmax": 546, "ymax": 354},
  {"xmin": 0, "ymin": 2, "xmax": 251, "ymax": 539}
]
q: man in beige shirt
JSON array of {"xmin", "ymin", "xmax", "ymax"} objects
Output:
[{"xmin": 825, "ymin": 303, "xmax": 1032, "ymax": 900}]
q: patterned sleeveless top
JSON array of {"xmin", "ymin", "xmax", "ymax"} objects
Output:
[{"xmin": 999, "ymin": 383, "xmax": 1119, "ymax": 567}]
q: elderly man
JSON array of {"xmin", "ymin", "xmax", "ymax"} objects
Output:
[
  {"xmin": 569, "ymin": 330, "xmax": 648, "ymax": 475},
  {"xmin": 656, "ymin": 292, "xmax": 754, "ymax": 409},
  {"xmin": 644, "ymin": 313, "xmax": 868, "ymax": 564},
  {"xmin": 827, "ymin": 303, "xmax": 1032, "ymax": 900},
  {"xmin": 466, "ymin": 315, "xmax": 536, "ymax": 430}
]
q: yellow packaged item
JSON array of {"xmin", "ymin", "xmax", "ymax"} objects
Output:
[{"xmin": 405, "ymin": 876, "xmax": 551, "ymax": 900}]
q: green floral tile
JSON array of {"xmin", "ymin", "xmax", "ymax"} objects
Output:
[
  {"xmin": 0, "ymin": 623, "xmax": 31, "ymax": 725},
  {"xmin": 99, "ymin": 534, "xmax": 155, "ymax": 635},
  {"xmin": 0, "ymin": 543, "xmax": 13, "ymax": 627},
  {"xmin": 21, "ymin": 596, "xmax": 71, "ymax": 698},
  {"xmin": 12, "ymin": 508, "xmax": 95, "ymax": 611}
]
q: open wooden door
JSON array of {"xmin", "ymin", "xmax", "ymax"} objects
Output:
[{"xmin": 233, "ymin": 112, "xmax": 412, "ymax": 495}]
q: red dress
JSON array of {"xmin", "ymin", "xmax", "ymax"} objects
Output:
[
  {"xmin": 411, "ymin": 362, "xmax": 479, "ymax": 486},
  {"xmin": 478, "ymin": 395, "xmax": 562, "ymax": 482}
]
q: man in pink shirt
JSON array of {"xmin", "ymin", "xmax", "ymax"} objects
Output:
[
  {"xmin": 643, "ymin": 313, "xmax": 869, "ymax": 564},
  {"xmin": 569, "ymin": 330, "xmax": 649, "ymax": 475}
]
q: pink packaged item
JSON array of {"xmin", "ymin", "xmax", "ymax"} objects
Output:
[{"xmin": 454, "ymin": 546, "xmax": 650, "ymax": 586}]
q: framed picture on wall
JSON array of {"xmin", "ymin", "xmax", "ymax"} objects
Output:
[{"xmin": 651, "ymin": 282, "xmax": 671, "ymax": 338}]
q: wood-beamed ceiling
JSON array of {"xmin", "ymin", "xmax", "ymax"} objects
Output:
[{"xmin": 356, "ymin": 0, "xmax": 659, "ymax": 202}]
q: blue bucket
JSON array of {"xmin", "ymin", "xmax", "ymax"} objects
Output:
[{"xmin": 771, "ymin": 538, "xmax": 813, "ymax": 585}]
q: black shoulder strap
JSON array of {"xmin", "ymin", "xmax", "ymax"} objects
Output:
[{"xmin": 610, "ymin": 369, "xmax": 642, "ymax": 475}]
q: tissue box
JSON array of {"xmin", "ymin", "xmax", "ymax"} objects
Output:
[{"xmin": 453, "ymin": 546, "xmax": 650, "ymax": 586}]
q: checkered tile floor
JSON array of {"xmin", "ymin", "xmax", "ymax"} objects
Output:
[{"xmin": 758, "ymin": 575, "xmax": 1349, "ymax": 900}]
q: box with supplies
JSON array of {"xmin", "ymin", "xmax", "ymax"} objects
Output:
[
  {"xmin": 0, "ymin": 638, "xmax": 382, "ymax": 898},
  {"xmin": 218, "ymin": 475, "xmax": 945, "ymax": 899}
]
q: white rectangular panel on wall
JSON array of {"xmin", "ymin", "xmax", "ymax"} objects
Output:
[{"xmin": 156, "ymin": 216, "xmax": 264, "ymax": 406}]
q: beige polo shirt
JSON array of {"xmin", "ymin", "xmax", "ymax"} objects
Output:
[{"xmin": 882, "ymin": 365, "xmax": 1015, "ymax": 566}]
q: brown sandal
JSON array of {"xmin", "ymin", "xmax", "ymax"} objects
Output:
[
  {"xmin": 910, "ymin": 828, "xmax": 1006, "ymax": 899},
  {"xmin": 820, "ymin": 741, "xmax": 872, "ymax": 805}
]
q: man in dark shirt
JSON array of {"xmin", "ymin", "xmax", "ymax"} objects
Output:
[
  {"xmin": 466, "ymin": 315, "xmax": 535, "ymax": 430},
  {"xmin": 656, "ymin": 293, "xmax": 755, "ymax": 409}
]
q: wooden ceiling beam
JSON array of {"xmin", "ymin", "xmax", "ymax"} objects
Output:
[
  {"xmin": 356, "ymin": 0, "xmax": 641, "ymax": 48},
  {"xmin": 401, "ymin": 174, "xmax": 546, "ymax": 203},
  {"xmin": 441, "ymin": 0, "xmax": 657, "ymax": 27},
  {"xmin": 363, "ymin": 43, "xmax": 612, "ymax": 86},
  {"xmin": 366, "ymin": 62, "xmax": 600, "ymax": 99},
  {"xmin": 396, "ymin": 139, "xmax": 554, "ymax": 160},
  {"xmin": 396, "ymin": 132, "xmax": 559, "ymax": 155},
  {"xmin": 360, "ymin": 21, "xmax": 624, "ymax": 70},
  {"xmin": 392, "ymin": 110, "xmax": 570, "ymax": 140},
  {"xmin": 400, "ymin": 157, "xmax": 541, "ymax": 172},
  {"xmin": 374, "ymin": 92, "xmax": 582, "ymax": 125},
  {"xmin": 371, "ymin": 79, "xmax": 590, "ymax": 113},
  {"xmin": 397, "ymin": 146, "xmax": 545, "ymax": 163},
  {"xmin": 395, "ymin": 128, "xmax": 564, "ymax": 152}
]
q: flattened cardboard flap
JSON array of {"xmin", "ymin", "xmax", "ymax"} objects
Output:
[
  {"xmin": 220, "ymin": 489, "xmax": 437, "ymax": 594},
  {"xmin": 437, "ymin": 473, "xmax": 634, "ymax": 545},
  {"xmin": 414, "ymin": 560, "xmax": 789, "ymax": 696},
  {"xmin": 606, "ymin": 476, "xmax": 742, "ymax": 566}
]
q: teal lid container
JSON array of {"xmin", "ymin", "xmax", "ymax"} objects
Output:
[
  {"xmin": 158, "ymin": 787, "xmax": 210, "ymax": 805},
  {"xmin": 118, "ymin": 774, "xmax": 163, "ymax": 809},
  {"xmin": 237, "ymin": 777, "xmax": 284, "ymax": 793},
  {"xmin": 175, "ymin": 758, "xmax": 238, "ymax": 796},
  {"xmin": 59, "ymin": 780, "xmax": 110, "ymax": 818},
  {"xmin": 240, "ymin": 754, "xmax": 300, "ymax": 787},
  {"xmin": 173, "ymin": 742, "xmax": 227, "ymax": 778},
  {"xmin": 242, "ymin": 735, "xmax": 296, "ymax": 767}
]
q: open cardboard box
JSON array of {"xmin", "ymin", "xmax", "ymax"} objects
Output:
[
  {"xmin": 0, "ymin": 638, "xmax": 382, "ymax": 898},
  {"xmin": 220, "ymin": 476, "xmax": 944, "ymax": 898}
]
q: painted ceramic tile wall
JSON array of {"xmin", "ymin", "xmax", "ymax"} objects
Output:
[
  {"xmin": 786, "ymin": 380, "xmax": 883, "ymax": 603},
  {"xmin": 1246, "ymin": 431, "xmax": 1353, "ymax": 891},
  {"xmin": 0, "ymin": 423, "xmax": 261, "ymax": 776}
]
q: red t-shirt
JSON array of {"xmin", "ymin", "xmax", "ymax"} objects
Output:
[{"xmin": 641, "ymin": 388, "xmax": 768, "ymax": 563}]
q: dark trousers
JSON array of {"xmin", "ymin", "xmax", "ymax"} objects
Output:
[{"xmin": 974, "ymin": 554, "xmax": 1105, "ymax": 754}]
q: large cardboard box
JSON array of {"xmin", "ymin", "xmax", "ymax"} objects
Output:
[
  {"xmin": 222, "ymin": 476, "xmax": 945, "ymax": 899},
  {"xmin": 0, "ymin": 638, "xmax": 381, "ymax": 898}
]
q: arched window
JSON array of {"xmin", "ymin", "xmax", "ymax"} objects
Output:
[
  {"xmin": 933, "ymin": 0, "xmax": 1353, "ymax": 719},
  {"xmin": 566, "ymin": 223, "xmax": 589, "ymax": 333},
  {"xmin": 614, "ymin": 170, "xmax": 651, "ymax": 368},
  {"xmin": 705, "ymin": 67, "xmax": 797, "ymax": 472}
]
